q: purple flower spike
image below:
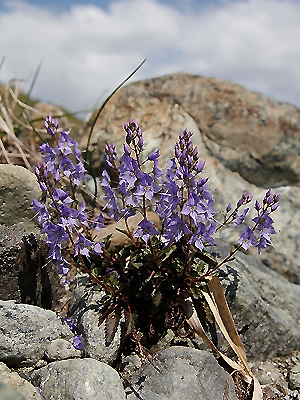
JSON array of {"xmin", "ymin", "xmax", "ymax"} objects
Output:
[{"xmin": 44, "ymin": 115, "xmax": 58, "ymax": 136}]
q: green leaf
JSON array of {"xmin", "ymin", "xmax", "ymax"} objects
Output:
[
  {"xmin": 115, "ymin": 228, "xmax": 132, "ymax": 238},
  {"xmin": 103, "ymin": 233, "xmax": 113, "ymax": 248},
  {"xmin": 158, "ymin": 245, "xmax": 176, "ymax": 263},
  {"xmin": 190, "ymin": 286, "xmax": 200, "ymax": 299},
  {"xmin": 124, "ymin": 310, "xmax": 137, "ymax": 336},
  {"xmin": 152, "ymin": 291, "xmax": 162, "ymax": 307}
]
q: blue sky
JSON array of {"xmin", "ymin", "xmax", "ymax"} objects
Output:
[
  {"xmin": 0, "ymin": 0, "xmax": 225, "ymax": 13},
  {"xmin": 1, "ymin": 0, "xmax": 300, "ymax": 114}
]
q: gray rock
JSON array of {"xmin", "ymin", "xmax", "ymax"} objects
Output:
[
  {"xmin": 0, "ymin": 383, "xmax": 26, "ymax": 400},
  {"xmin": 44, "ymin": 339, "xmax": 81, "ymax": 362},
  {"xmin": 0, "ymin": 362, "xmax": 40, "ymax": 399},
  {"xmin": 0, "ymin": 164, "xmax": 40, "ymax": 229},
  {"xmin": 84, "ymin": 73, "xmax": 300, "ymax": 188},
  {"xmin": 31, "ymin": 358, "xmax": 126, "ymax": 400},
  {"xmin": 0, "ymin": 224, "xmax": 65, "ymax": 309},
  {"xmin": 124, "ymin": 347, "xmax": 237, "ymax": 400},
  {"xmin": 288, "ymin": 364, "xmax": 300, "ymax": 390},
  {"xmin": 211, "ymin": 242, "xmax": 300, "ymax": 361},
  {"xmin": 68, "ymin": 275, "xmax": 122, "ymax": 365},
  {"xmin": 0, "ymin": 300, "xmax": 73, "ymax": 367}
]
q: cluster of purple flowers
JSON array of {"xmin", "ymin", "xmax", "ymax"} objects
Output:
[
  {"xmin": 237, "ymin": 190, "xmax": 279, "ymax": 253},
  {"xmin": 34, "ymin": 116, "xmax": 279, "ymax": 280},
  {"xmin": 102, "ymin": 119, "xmax": 278, "ymax": 254},
  {"xmin": 33, "ymin": 116, "xmax": 105, "ymax": 276}
]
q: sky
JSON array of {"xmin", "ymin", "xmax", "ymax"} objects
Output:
[{"xmin": 1, "ymin": 0, "xmax": 300, "ymax": 116}]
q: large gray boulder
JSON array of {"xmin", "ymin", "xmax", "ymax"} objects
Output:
[
  {"xmin": 82, "ymin": 72, "xmax": 300, "ymax": 188},
  {"xmin": 214, "ymin": 242, "xmax": 300, "ymax": 361},
  {"xmin": 125, "ymin": 347, "xmax": 237, "ymax": 400},
  {"xmin": 0, "ymin": 164, "xmax": 40, "ymax": 229},
  {"xmin": 0, "ymin": 224, "xmax": 66, "ymax": 309},
  {"xmin": 31, "ymin": 358, "xmax": 126, "ymax": 400},
  {"xmin": 0, "ymin": 300, "xmax": 74, "ymax": 367}
]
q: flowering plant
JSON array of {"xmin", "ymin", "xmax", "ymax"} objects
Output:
[{"xmin": 33, "ymin": 116, "xmax": 279, "ymax": 394}]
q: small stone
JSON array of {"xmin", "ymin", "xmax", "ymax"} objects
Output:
[
  {"xmin": 0, "ymin": 362, "xmax": 40, "ymax": 399},
  {"xmin": 288, "ymin": 364, "xmax": 300, "ymax": 390},
  {"xmin": 45, "ymin": 338, "xmax": 81, "ymax": 361}
]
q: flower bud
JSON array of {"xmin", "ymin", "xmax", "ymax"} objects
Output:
[
  {"xmin": 124, "ymin": 143, "xmax": 131, "ymax": 155},
  {"xmin": 255, "ymin": 200, "xmax": 261, "ymax": 211},
  {"xmin": 148, "ymin": 150, "xmax": 160, "ymax": 161}
]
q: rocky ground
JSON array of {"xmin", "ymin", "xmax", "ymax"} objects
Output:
[{"xmin": 0, "ymin": 73, "xmax": 300, "ymax": 399}]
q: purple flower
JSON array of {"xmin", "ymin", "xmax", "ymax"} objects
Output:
[
  {"xmin": 57, "ymin": 154, "xmax": 74, "ymax": 178},
  {"xmin": 148, "ymin": 150, "xmax": 160, "ymax": 161},
  {"xmin": 39, "ymin": 143, "xmax": 58, "ymax": 174},
  {"xmin": 42, "ymin": 221, "xmax": 69, "ymax": 250},
  {"xmin": 105, "ymin": 143, "xmax": 117, "ymax": 167},
  {"xmin": 32, "ymin": 199, "xmax": 50, "ymax": 223},
  {"xmin": 57, "ymin": 260, "xmax": 70, "ymax": 275},
  {"xmin": 52, "ymin": 189, "xmax": 73, "ymax": 208},
  {"xmin": 257, "ymin": 236, "xmax": 267, "ymax": 254},
  {"xmin": 91, "ymin": 241, "xmax": 104, "ymax": 255},
  {"xmin": 152, "ymin": 158, "xmax": 163, "ymax": 181},
  {"xmin": 64, "ymin": 317, "xmax": 77, "ymax": 332},
  {"xmin": 237, "ymin": 227, "xmax": 257, "ymax": 250},
  {"xmin": 73, "ymin": 334, "xmax": 83, "ymax": 350},
  {"xmin": 134, "ymin": 218, "xmax": 159, "ymax": 244},
  {"xmin": 58, "ymin": 130, "xmax": 75, "ymax": 156},
  {"xmin": 135, "ymin": 173, "xmax": 160, "ymax": 201},
  {"xmin": 124, "ymin": 143, "xmax": 131, "ymax": 155},
  {"xmin": 164, "ymin": 213, "xmax": 191, "ymax": 244},
  {"xmin": 75, "ymin": 202, "xmax": 90, "ymax": 229},
  {"xmin": 70, "ymin": 160, "xmax": 87, "ymax": 186},
  {"xmin": 92, "ymin": 213, "xmax": 105, "ymax": 232},
  {"xmin": 181, "ymin": 193, "xmax": 203, "ymax": 224},
  {"xmin": 119, "ymin": 155, "xmax": 142, "ymax": 191},
  {"xmin": 59, "ymin": 206, "xmax": 78, "ymax": 231},
  {"xmin": 188, "ymin": 222, "xmax": 206, "ymax": 250},
  {"xmin": 101, "ymin": 170, "xmax": 111, "ymax": 187},
  {"xmin": 74, "ymin": 233, "xmax": 94, "ymax": 258},
  {"xmin": 226, "ymin": 203, "xmax": 232, "ymax": 212},
  {"xmin": 103, "ymin": 185, "xmax": 121, "ymax": 221}
]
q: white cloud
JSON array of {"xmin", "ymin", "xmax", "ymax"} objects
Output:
[{"xmin": 1, "ymin": 0, "xmax": 300, "ymax": 113}]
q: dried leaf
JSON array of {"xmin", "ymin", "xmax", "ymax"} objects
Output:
[
  {"xmin": 105, "ymin": 308, "xmax": 121, "ymax": 345},
  {"xmin": 203, "ymin": 276, "xmax": 252, "ymax": 376},
  {"xmin": 180, "ymin": 289, "xmax": 244, "ymax": 372},
  {"xmin": 252, "ymin": 376, "xmax": 263, "ymax": 400}
]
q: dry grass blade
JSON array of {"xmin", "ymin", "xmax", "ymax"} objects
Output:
[
  {"xmin": 0, "ymin": 80, "xmax": 43, "ymax": 169},
  {"xmin": 203, "ymin": 276, "xmax": 251, "ymax": 375},
  {"xmin": 202, "ymin": 277, "xmax": 263, "ymax": 400},
  {"xmin": 180, "ymin": 289, "xmax": 245, "ymax": 372},
  {"xmin": 252, "ymin": 376, "xmax": 263, "ymax": 400},
  {"xmin": 0, "ymin": 138, "xmax": 12, "ymax": 164}
]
